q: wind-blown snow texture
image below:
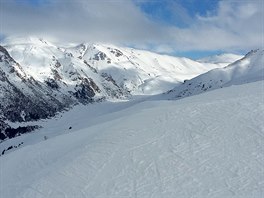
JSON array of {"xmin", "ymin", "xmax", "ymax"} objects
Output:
[{"xmin": 1, "ymin": 81, "xmax": 263, "ymax": 198}]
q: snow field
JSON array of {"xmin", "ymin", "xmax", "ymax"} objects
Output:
[{"xmin": 1, "ymin": 81, "xmax": 263, "ymax": 198}]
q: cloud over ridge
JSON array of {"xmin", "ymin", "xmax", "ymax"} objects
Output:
[{"xmin": 0, "ymin": 0, "xmax": 263, "ymax": 53}]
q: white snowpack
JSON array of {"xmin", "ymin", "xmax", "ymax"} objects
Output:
[{"xmin": 1, "ymin": 81, "xmax": 263, "ymax": 198}]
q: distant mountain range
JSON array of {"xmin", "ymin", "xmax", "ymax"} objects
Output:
[{"xmin": 0, "ymin": 37, "xmax": 246, "ymax": 140}]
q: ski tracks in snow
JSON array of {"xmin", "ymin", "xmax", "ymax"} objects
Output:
[{"xmin": 1, "ymin": 82, "xmax": 264, "ymax": 198}]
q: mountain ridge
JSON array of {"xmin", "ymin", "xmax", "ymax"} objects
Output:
[
  {"xmin": 164, "ymin": 49, "xmax": 264, "ymax": 100},
  {"xmin": 0, "ymin": 37, "xmax": 243, "ymax": 141}
]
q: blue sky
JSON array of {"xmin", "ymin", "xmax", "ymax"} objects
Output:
[
  {"xmin": 17, "ymin": 0, "xmax": 46, "ymax": 6},
  {"xmin": 1, "ymin": 0, "xmax": 263, "ymax": 59},
  {"xmin": 17, "ymin": 0, "xmax": 220, "ymax": 28},
  {"xmin": 137, "ymin": 0, "xmax": 218, "ymax": 27},
  {"xmin": 135, "ymin": 0, "xmax": 224, "ymax": 58},
  {"xmin": 23, "ymin": 0, "xmax": 219, "ymax": 17}
]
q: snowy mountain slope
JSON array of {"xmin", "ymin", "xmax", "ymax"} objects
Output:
[
  {"xmin": 3, "ymin": 38, "xmax": 125, "ymax": 100},
  {"xmin": 0, "ymin": 45, "xmax": 76, "ymax": 140},
  {"xmin": 0, "ymin": 41, "xmax": 125, "ymax": 140},
  {"xmin": 3, "ymin": 36, "xmax": 225, "ymax": 95},
  {"xmin": 198, "ymin": 53, "xmax": 243, "ymax": 65},
  {"xmin": 83, "ymin": 43, "xmax": 222, "ymax": 95},
  {"xmin": 0, "ymin": 36, "xmax": 227, "ymax": 140},
  {"xmin": 165, "ymin": 49, "xmax": 264, "ymax": 99},
  {"xmin": 0, "ymin": 45, "xmax": 73, "ymax": 119},
  {"xmin": 1, "ymin": 81, "xmax": 263, "ymax": 198}
]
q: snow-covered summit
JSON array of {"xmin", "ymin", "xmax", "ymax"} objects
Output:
[
  {"xmin": 2, "ymin": 36, "xmax": 225, "ymax": 95},
  {"xmin": 1, "ymin": 36, "xmax": 56, "ymax": 47}
]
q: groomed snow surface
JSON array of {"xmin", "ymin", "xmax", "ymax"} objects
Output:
[{"xmin": 1, "ymin": 81, "xmax": 264, "ymax": 198}]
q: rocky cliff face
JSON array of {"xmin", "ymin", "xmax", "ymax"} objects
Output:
[
  {"xmin": 0, "ymin": 44, "xmax": 127, "ymax": 140},
  {"xmin": 0, "ymin": 42, "xmax": 130, "ymax": 140},
  {"xmin": 0, "ymin": 46, "xmax": 70, "ymax": 140}
]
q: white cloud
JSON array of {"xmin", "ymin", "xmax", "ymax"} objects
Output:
[
  {"xmin": 168, "ymin": 0, "xmax": 264, "ymax": 51},
  {"xmin": 0, "ymin": 0, "xmax": 164, "ymax": 44},
  {"xmin": 0, "ymin": 0, "xmax": 263, "ymax": 53}
]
